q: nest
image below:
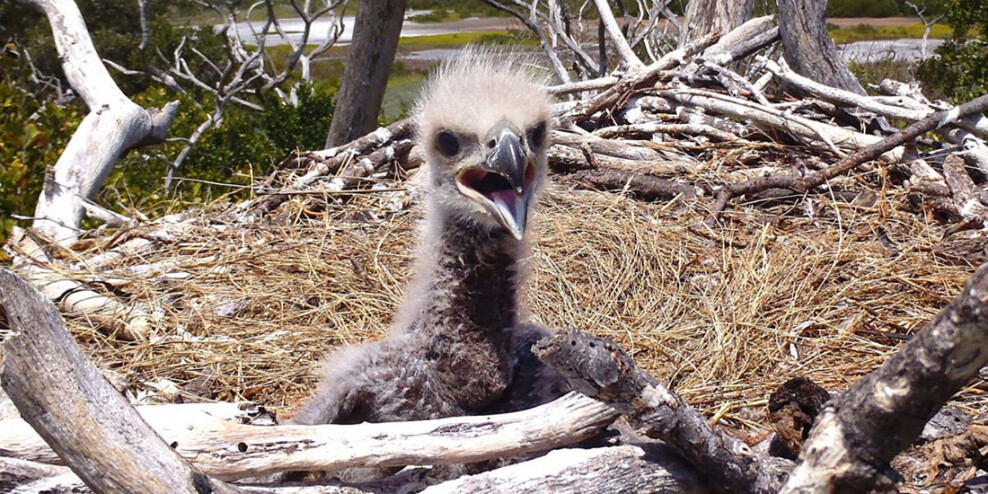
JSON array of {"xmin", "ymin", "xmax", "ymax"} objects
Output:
[{"xmin": 55, "ymin": 171, "xmax": 981, "ymax": 440}]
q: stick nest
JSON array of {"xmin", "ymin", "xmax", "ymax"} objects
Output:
[{"xmin": 49, "ymin": 169, "xmax": 983, "ymax": 440}]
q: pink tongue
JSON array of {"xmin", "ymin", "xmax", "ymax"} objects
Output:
[{"xmin": 488, "ymin": 189, "xmax": 516, "ymax": 209}]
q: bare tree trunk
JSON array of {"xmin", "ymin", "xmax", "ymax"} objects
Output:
[
  {"xmin": 777, "ymin": 0, "xmax": 866, "ymax": 95},
  {"xmin": 325, "ymin": 0, "xmax": 406, "ymax": 147},
  {"xmin": 22, "ymin": 0, "xmax": 177, "ymax": 244},
  {"xmin": 679, "ymin": 0, "xmax": 754, "ymax": 46}
]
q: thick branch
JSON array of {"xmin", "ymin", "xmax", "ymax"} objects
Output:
[
  {"xmin": 535, "ymin": 329, "xmax": 788, "ymax": 493},
  {"xmin": 1, "ymin": 392, "xmax": 618, "ymax": 481},
  {"xmin": 0, "ymin": 457, "xmax": 73, "ymax": 490},
  {"xmin": 782, "ymin": 263, "xmax": 988, "ymax": 492},
  {"xmin": 420, "ymin": 445, "xmax": 708, "ymax": 494},
  {"xmin": 549, "ymin": 143, "xmax": 695, "ymax": 176},
  {"xmin": 760, "ymin": 57, "xmax": 930, "ymax": 123},
  {"xmin": 942, "ymin": 155, "xmax": 988, "ymax": 224},
  {"xmin": 708, "ymin": 94, "xmax": 988, "ymax": 224},
  {"xmin": 591, "ymin": 0, "xmax": 645, "ymax": 71},
  {"xmin": 700, "ymin": 15, "xmax": 778, "ymax": 67},
  {"xmin": 660, "ymin": 89, "xmax": 887, "ymax": 156},
  {"xmin": 566, "ymin": 168, "xmax": 703, "ymax": 201},
  {"xmin": 0, "ymin": 268, "xmax": 239, "ymax": 493},
  {"xmin": 21, "ymin": 0, "xmax": 178, "ymax": 243}
]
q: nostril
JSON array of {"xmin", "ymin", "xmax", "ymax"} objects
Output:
[{"xmin": 488, "ymin": 139, "xmax": 496, "ymax": 149}]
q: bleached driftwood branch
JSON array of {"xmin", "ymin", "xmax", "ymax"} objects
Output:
[
  {"xmin": 760, "ymin": 57, "xmax": 988, "ymax": 140},
  {"xmin": 708, "ymin": 94, "xmax": 988, "ymax": 225},
  {"xmin": 659, "ymin": 88, "xmax": 889, "ymax": 156},
  {"xmin": 699, "ymin": 15, "xmax": 780, "ymax": 67},
  {"xmin": 1, "ymin": 392, "xmax": 618, "ymax": 481},
  {"xmin": 0, "ymin": 268, "xmax": 240, "ymax": 493},
  {"xmin": 420, "ymin": 445, "xmax": 707, "ymax": 494},
  {"xmin": 591, "ymin": 0, "xmax": 645, "ymax": 71},
  {"xmin": 942, "ymin": 155, "xmax": 988, "ymax": 224},
  {"xmin": 21, "ymin": 0, "xmax": 178, "ymax": 244},
  {"xmin": 6, "ymin": 229, "xmax": 154, "ymax": 340},
  {"xmin": 0, "ymin": 457, "xmax": 73, "ymax": 490}
]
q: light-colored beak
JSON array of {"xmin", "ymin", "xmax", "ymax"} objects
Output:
[
  {"xmin": 488, "ymin": 188, "xmax": 529, "ymax": 240},
  {"xmin": 456, "ymin": 123, "xmax": 536, "ymax": 240}
]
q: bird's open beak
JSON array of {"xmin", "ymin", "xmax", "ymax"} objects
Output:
[{"xmin": 456, "ymin": 124, "xmax": 537, "ymax": 240}]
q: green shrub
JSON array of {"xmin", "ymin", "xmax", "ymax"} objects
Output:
[
  {"xmin": 0, "ymin": 71, "xmax": 83, "ymax": 242},
  {"xmin": 104, "ymin": 84, "xmax": 336, "ymax": 210},
  {"xmin": 829, "ymin": 23, "xmax": 954, "ymax": 44},
  {"xmin": 0, "ymin": 72, "xmax": 337, "ymax": 239},
  {"xmin": 916, "ymin": 0, "xmax": 988, "ymax": 103},
  {"xmin": 405, "ymin": 0, "xmax": 503, "ymax": 19},
  {"xmin": 849, "ymin": 59, "xmax": 915, "ymax": 91},
  {"xmin": 0, "ymin": 2, "xmax": 338, "ymax": 235},
  {"xmin": 827, "ymin": 0, "xmax": 903, "ymax": 17}
]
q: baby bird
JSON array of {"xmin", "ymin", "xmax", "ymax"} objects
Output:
[{"xmin": 290, "ymin": 50, "xmax": 567, "ymax": 429}]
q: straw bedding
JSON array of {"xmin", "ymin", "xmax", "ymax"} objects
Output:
[{"xmin": 54, "ymin": 173, "xmax": 982, "ymax": 442}]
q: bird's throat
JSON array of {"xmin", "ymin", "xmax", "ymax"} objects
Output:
[
  {"xmin": 411, "ymin": 216, "xmax": 526, "ymax": 408},
  {"xmin": 421, "ymin": 217, "xmax": 524, "ymax": 338}
]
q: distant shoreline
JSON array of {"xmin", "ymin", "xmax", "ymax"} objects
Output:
[{"xmin": 234, "ymin": 15, "xmax": 936, "ymax": 48}]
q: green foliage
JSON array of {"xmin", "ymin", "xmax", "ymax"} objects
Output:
[
  {"xmin": 103, "ymin": 84, "xmax": 336, "ymax": 209},
  {"xmin": 943, "ymin": 0, "xmax": 988, "ymax": 38},
  {"xmin": 0, "ymin": 1, "xmax": 338, "ymax": 239},
  {"xmin": 826, "ymin": 0, "xmax": 904, "ymax": 17},
  {"xmin": 848, "ymin": 58, "xmax": 915, "ymax": 90},
  {"xmin": 408, "ymin": 9, "xmax": 462, "ymax": 23},
  {"xmin": 263, "ymin": 85, "xmax": 336, "ymax": 152},
  {"xmin": 828, "ymin": 22, "xmax": 954, "ymax": 44},
  {"xmin": 0, "ymin": 76, "xmax": 83, "ymax": 242},
  {"xmin": 406, "ymin": 0, "xmax": 503, "ymax": 20},
  {"xmin": 916, "ymin": 0, "xmax": 988, "ymax": 102},
  {"xmin": 397, "ymin": 30, "xmax": 537, "ymax": 49}
]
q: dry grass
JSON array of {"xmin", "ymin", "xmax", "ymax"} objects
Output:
[{"xmin": 53, "ymin": 172, "xmax": 982, "ymax": 438}]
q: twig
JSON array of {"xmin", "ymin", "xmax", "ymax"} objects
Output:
[
  {"xmin": 706, "ymin": 94, "xmax": 988, "ymax": 225},
  {"xmin": 593, "ymin": 122, "xmax": 741, "ymax": 142}
]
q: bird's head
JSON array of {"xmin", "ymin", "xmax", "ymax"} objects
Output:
[{"xmin": 416, "ymin": 50, "xmax": 553, "ymax": 240}]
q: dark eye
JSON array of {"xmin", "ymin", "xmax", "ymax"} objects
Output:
[
  {"xmin": 527, "ymin": 121, "xmax": 547, "ymax": 148},
  {"xmin": 436, "ymin": 130, "xmax": 460, "ymax": 157}
]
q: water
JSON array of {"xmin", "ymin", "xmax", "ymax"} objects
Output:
[
  {"xmin": 838, "ymin": 38, "xmax": 945, "ymax": 63},
  {"xmin": 229, "ymin": 12, "xmax": 943, "ymax": 65},
  {"xmin": 231, "ymin": 11, "xmax": 515, "ymax": 47}
]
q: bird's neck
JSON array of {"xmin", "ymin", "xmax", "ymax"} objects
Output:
[
  {"xmin": 396, "ymin": 208, "xmax": 531, "ymax": 410},
  {"xmin": 415, "ymin": 215, "xmax": 525, "ymax": 341}
]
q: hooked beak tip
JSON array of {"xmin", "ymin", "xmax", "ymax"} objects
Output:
[{"xmin": 492, "ymin": 192, "xmax": 528, "ymax": 240}]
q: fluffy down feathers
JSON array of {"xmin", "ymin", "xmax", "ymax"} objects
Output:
[{"xmin": 290, "ymin": 48, "xmax": 567, "ymax": 431}]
